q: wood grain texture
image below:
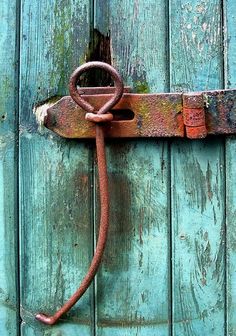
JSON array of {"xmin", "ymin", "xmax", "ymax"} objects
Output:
[
  {"xmin": 16, "ymin": 1, "xmax": 236, "ymax": 336},
  {"xmin": 95, "ymin": 1, "xmax": 171, "ymax": 335},
  {"xmin": 171, "ymin": 140, "xmax": 225, "ymax": 335},
  {"xmin": 170, "ymin": 0, "xmax": 226, "ymax": 334},
  {"xmin": 224, "ymin": 1, "xmax": 236, "ymax": 334},
  {"xmin": 224, "ymin": 0, "xmax": 236, "ymax": 89},
  {"xmin": 20, "ymin": 0, "xmax": 94, "ymax": 334},
  {"xmin": 95, "ymin": 141, "xmax": 170, "ymax": 336},
  {"xmin": 170, "ymin": 0, "xmax": 223, "ymax": 92},
  {"xmin": 21, "ymin": 322, "xmax": 92, "ymax": 336},
  {"xmin": 95, "ymin": 0, "xmax": 169, "ymax": 93},
  {"xmin": 0, "ymin": 1, "xmax": 19, "ymax": 334},
  {"xmin": 225, "ymin": 139, "xmax": 236, "ymax": 336}
]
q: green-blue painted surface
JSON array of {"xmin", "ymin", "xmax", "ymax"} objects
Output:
[
  {"xmin": 94, "ymin": 1, "xmax": 170, "ymax": 335},
  {"xmin": 95, "ymin": 0, "xmax": 169, "ymax": 92},
  {"xmin": 171, "ymin": 140, "xmax": 225, "ymax": 335},
  {"xmin": 226, "ymin": 139, "xmax": 236, "ymax": 336},
  {"xmin": 170, "ymin": 0, "xmax": 223, "ymax": 92},
  {"xmin": 0, "ymin": 0, "xmax": 236, "ymax": 335},
  {"xmin": 96, "ymin": 141, "xmax": 170, "ymax": 336},
  {"xmin": 225, "ymin": 1, "xmax": 236, "ymax": 335},
  {"xmin": 19, "ymin": 0, "xmax": 93, "ymax": 334},
  {"xmin": 0, "ymin": 1, "xmax": 19, "ymax": 335},
  {"xmin": 170, "ymin": 1, "xmax": 225, "ymax": 335}
]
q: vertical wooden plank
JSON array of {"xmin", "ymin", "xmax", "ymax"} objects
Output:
[
  {"xmin": 170, "ymin": 0, "xmax": 223, "ymax": 92},
  {"xmin": 96, "ymin": 141, "xmax": 170, "ymax": 336},
  {"xmin": 0, "ymin": 1, "xmax": 19, "ymax": 334},
  {"xmin": 95, "ymin": 0, "xmax": 169, "ymax": 92},
  {"xmin": 225, "ymin": 138, "xmax": 236, "ymax": 336},
  {"xmin": 20, "ymin": 1, "xmax": 94, "ymax": 334},
  {"xmin": 170, "ymin": 0, "xmax": 225, "ymax": 335},
  {"xmin": 171, "ymin": 141, "xmax": 225, "ymax": 335},
  {"xmin": 224, "ymin": 0, "xmax": 236, "ymax": 88},
  {"xmin": 224, "ymin": 1, "xmax": 236, "ymax": 334},
  {"xmin": 95, "ymin": 1, "xmax": 171, "ymax": 335}
]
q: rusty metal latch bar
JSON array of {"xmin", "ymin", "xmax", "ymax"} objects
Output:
[
  {"xmin": 45, "ymin": 80, "xmax": 236, "ymax": 140},
  {"xmin": 36, "ymin": 61, "xmax": 236, "ymax": 325}
]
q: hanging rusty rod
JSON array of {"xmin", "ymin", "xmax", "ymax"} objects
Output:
[{"xmin": 36, "ymin": 62, "xmax": 124, "ymax": 325}]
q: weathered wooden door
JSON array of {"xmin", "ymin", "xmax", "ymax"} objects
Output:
[{"xmin": 1, "ymin": 0, "xmax": 236, "ymax": 335}]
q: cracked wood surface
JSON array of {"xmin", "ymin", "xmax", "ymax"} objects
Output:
[
  {"xmin": 225, "ymin": 1, "xmax": 236, "ymax": 335},
  {"xmin": 0, "ymin": 1, "xmax": 19, "ymax": 335},
  {"xmin": 95, "ymin": 1, "xmax": 170, "ymax": 335},
  {"xmin": 170, "ymin": 0, "xmax": 226, "ymax": 335},
  {"xmin": 20, "ymin": 0, "xmax": 93, "ymax": 335}
]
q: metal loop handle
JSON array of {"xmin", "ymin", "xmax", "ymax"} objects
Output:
[
  {"xmin": 36, "ymin": 62, "xmax": 124, "ymax": 325},
  {"xmin": 69, "ymin": 61, "xmax": 124, "ymax": 115}
]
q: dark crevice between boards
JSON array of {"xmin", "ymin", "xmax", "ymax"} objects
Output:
[
  {"xmin": 166, "ymin": 0, "xmax": 173, "ymax": 334},
  {"xmin": 222, "ymin": 1, "xmax": 228, "ymax": 332},
  {"xmin": 220, "ymin": 1, "xmax": 228, "ymax": 333},
  {"xmin": 221, "ymin": 0, "xmax": 227, "ymax": 90},
  {"xmin": 16, "ymin": 0, "xmax": 22, "ymax": 333},
  {"xmin": 84, "ymin": 29, "xmax": 112, "ymax": 87}
]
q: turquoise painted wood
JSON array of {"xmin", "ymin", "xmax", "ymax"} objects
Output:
[
  {"xmin": 171, "ymin": 140, "xmax": 225, "ymax": 334},
  {"xmin": 94, "ymin": 1, "xmax": 171, "ymax": 335},
  {"xmin": 95, "ymin": 141, "xmax": 170, "ymax": 335},
  {"xmin": 170, "ymin": 0, "xmax": 223, "ymax": 92},
  {"xmin": 0, "ymin": 1, "xmax": 19, "ymax": 335},
  {"xmin": 226, "ymin": 139, "xmax": 236, "ymax": 336},
  {"xmin": 170, "ymin": 1, "xmax": 226, "ymax": 335},
  {"xmin": 19, "ymin": 0, "xmax": 94, "ymax": 335},
  {"xmin": 1, "ymin": 0, "xmax": 236, "ymax": 335},
  {"xmin": 225, "ymin": 1, "xmax": 236, "ymax": 335}
]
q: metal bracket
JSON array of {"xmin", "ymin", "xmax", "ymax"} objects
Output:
[{"xmin": 44, "ymin": 87, "xmax": 236, "ymax": 139}]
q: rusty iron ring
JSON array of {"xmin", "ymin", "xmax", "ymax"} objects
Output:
[
  {"xmin": 36, "ymin": 62, "xmax": 124, "ymax": 325},
  {"xmin": 69, "ymin": 61, "xmax": 124, "ymax": 116}
]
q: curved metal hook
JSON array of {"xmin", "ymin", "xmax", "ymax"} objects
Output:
[{"xmin": 36, "ymin": 62, "xmax": 124, "ymax": 325}]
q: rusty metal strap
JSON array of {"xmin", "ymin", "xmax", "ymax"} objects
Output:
[{"xmin": 45, "ymin": 88, "xmax": 236, "ymax": 139}]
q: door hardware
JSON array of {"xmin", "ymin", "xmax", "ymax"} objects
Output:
[
  {"xmin": 45, "ymin": 79, "xmax": 236, "ymax": 140},
  {"xmin": 36, "ymin": 61, "xmax": 123, "ymax": 325},
  {"xmin": 36, "ymin": 61, "xmax": 236, "ymax": 325}
]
